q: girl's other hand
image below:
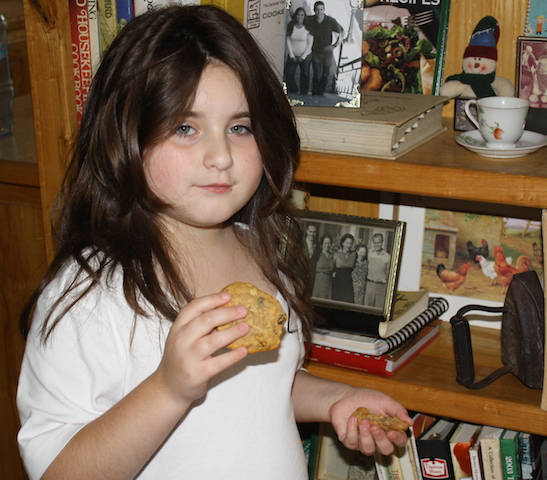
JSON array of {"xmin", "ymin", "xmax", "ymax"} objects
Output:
[
  {"xmin": 154, "ymin": 292, "xmax": 249, "ymax": 407},
  {"xmin": 329, "ymin": 387, "xmax": 413, "ymax": 456}
]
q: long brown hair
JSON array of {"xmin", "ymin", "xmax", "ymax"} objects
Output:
[{"xmin": 20, "ymin": 5, "xmax": 314, "ymax": 342}]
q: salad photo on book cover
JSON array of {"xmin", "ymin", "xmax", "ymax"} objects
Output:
[{"xmin": 361, "ymin": 0, "xmax": 451, "ymax": 95}]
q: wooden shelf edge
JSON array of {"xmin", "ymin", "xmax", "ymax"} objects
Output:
[
  {"xmin": 0, "ymin": 159, "xmax": 39, "ymax": 187},
  {"xmin": 296, "ymin": 120, "xmax": 547, "ymax": 210},
  {"xmin": 305, "ymin": 323, "xmax": 547, "ymax": 436},
  {"xmin": 296, "ymin": 151, "xmax": 547, "ymax": 209}
]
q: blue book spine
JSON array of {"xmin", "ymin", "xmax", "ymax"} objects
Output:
[{"xmin": 116, "ymin": 0, "xmax": 134, "ymax": 31}]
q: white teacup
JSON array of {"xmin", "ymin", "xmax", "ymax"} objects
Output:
[{"xmin": 464, "ymin": 97, "xmax": 530, "ymax": 149}]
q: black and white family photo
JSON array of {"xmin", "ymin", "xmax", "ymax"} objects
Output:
[{"xmin": 300, "ymin": 212, "xmax": 404, "ymax": 315}]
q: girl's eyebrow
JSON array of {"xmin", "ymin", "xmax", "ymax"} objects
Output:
[{"xmin": 183, "ymin": 110, "xmax": 251, "ymax": 120}]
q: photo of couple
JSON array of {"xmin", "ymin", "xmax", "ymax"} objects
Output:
[{"xmin": 283, "ymin": 0, "xmax": 363, "ymax": 106}]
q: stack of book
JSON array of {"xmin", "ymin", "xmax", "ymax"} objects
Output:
[
  {"xmin": 388, "ymin": 415, "xmax": 547, "ymax": 480},
  {"xmin": 307, "ymin": 293, "xmax": 449, "ymax": 377},
  {"xmin": 404, "ymin": 414, "xmax": 547, "ymax": 480},
  {"xmin": 305, "ymin": 415, "xmax": 546, "ymax": 480}
]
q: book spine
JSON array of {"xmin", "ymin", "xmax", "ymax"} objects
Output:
[
  {"xmin": 391, "ymin": 451, "xmax": 405, "ymax": 480},
  {"xmin": 481, "ymin": 439, "xmax": 503, "ymax": 480},
  {"xmin": 397, "ymin": 440, "xmax": 421, "ymax": 480},
  {"xmin": 383, "ymin": 297, "xmax": 448, "ymax": 353},
  {"xmin": 469, "ymin": 444, "xmax": 483, "ymax": 480},
  {"xmin": 98, "ymin": 0, "xmax": 118, "ymax": 54},
  {"xmin": 376, "ymin": 453, "xmax": 395, "ymax": 480},
  {"xmin": 70, "ymin": 0, "xmax": 93, "ymax": 125},
  {"xmin": 416, "ymin": 420, "xmax": 459, "ymax": 480},
  {"xmin": 432, "ymin": 0, "xmax": 451, "ymax": 95},
  {"xmin": 307, "ymin": 344, "xmax": 392, "ymax": 377},
  {"xmin": 134, "ymin": 0, "xmax": 172, "ymax": 16},
  {"xmin": 116, "ymin": 0, "xmax": 134, "ymax": 31},
  {"xmin": 87, "ymin": 0, "xmax": 101, "ymax": 74},
  {"xmin": 500, "ymin": 436, "xmax": 520, "ymax": 480},
  {"xmin": 410, "ymin": 414, "xmax": 439, "ymax": 480},
  {"xmin": 520, "ymin": 434, "xmax": 534, "ymax": 480}
]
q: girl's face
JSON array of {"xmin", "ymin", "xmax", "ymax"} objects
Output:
[
  {"xmin": 296, "ymin": 10, "xmax": 305, "ymax": 24},
  {"xmin": 322, "ymin": 237, "xmax": 331, "ymax": 253},
  {"xmin": 357, "ymin": 246, "xmax": 367, "ymax": 260},
  {"xmin": 144, "ymin": 63, "xmax": 263, "ymax": 232}
]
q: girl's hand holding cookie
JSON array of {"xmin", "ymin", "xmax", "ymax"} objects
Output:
[
  {"xmin": 155, "ymin": 292, "xmax": 250, "ymax": 407},
  {"xmin": 329, "ymin": 387, "xmax": 413, "ymax": 457}
]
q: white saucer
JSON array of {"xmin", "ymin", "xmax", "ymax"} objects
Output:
[{"xmin": 456, "ymin": 130, "xmax": 547, "ymax": 158}]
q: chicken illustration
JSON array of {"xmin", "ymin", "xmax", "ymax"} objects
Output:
[
  {"xmin": 436, "ymin": 262, "xmax": 472, "ymax": 294},
  {"xmin": 493, "ymin": 246, "xmax": 532, "ymax": 293},
  {"xmin": 532, "ymin": 242, "xmax": 543, "ymax": 265},
  {"xmin": 475, "ymin": 254, "xmax": 498, "ymax": 285},
  {"xmin": 467, "ymin": 239, "xmax": 489, "ymax": 266}
]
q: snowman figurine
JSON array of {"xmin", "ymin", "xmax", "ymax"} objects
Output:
[{"xmin": 440, "ymin": 16, "xmax": 514, "ymax": 99}]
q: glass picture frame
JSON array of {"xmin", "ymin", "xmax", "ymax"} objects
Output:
[{"xmin": 299, "ymin": 210, "xmax": 405, "ymax": 324}]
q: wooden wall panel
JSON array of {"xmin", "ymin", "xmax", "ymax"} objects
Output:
[{"xmin": 0, "ymin": 183, "xmax": 47, "ymax": 480}]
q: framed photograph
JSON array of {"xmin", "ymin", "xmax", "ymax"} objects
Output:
[
  {"xmin": 516, "ymin": 36, "xmax": 547, "ymax": 108},
  {"xmin": 299, "ymin": 211, "xmax": 405, "ymax": 323},
  {"xmin": 283, "ymin": 0, "xmax": 363, "ymax": 107},
  {"xmin": 361, "ymin": 0, "xmax": 451, "ymax": 95}
]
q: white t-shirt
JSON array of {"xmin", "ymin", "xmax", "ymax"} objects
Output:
[{"xmin": 17, "ymin": 261, "xmax": 308, "ymax": 479}]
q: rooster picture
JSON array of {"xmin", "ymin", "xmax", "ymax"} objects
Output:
[
  {"xmin": 436, "ymin": 262, "xmax": 472, "ymax": 294},
  {"xmin": 467, "ymin": 239, "xmax": 489, "ymax": 266},
  {"xmin": 493, "ymin": 246, "xmax": 532, "ymax": 293}
]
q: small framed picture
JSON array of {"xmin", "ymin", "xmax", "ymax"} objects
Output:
[
  {"xmin": 516, "ymin": 36, "xmax": 547, "ymax": 109},
  {"xmin": 283, "ymin": 0, "xmax": 363, "ymax": 107},
  {"xmin": 299, "ymin": 210, "xmax": 405, "ymax": 326}
]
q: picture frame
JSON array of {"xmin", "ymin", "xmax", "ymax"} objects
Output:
[
  {"xmin": 299, "ymin": 210, "xmax": 405, "ymax": 326},
  {"xmin": 516, "ymin": 36, "xmax": 547, "ymax": 109},
  {"xmin": 283, "ymin": 0, "xmax": 363, "ymax": 107}
]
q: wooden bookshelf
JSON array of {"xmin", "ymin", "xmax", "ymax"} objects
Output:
[
  {"xmin": 296, "ymin": 119, "xmax": 547, "ymax": 210},
  {"xmin": 297, "ymin": 121, "xmax": 547, "ymax": 437},
  {"xmin": 306, "ymin": 322, "xmax": 547, "ymax": 436}
]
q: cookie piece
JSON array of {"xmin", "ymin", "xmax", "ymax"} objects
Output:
[
  {"xmin": 218, "ymin": 282, "xmax": 287, "ymax": 353},
  {"xmin": 352, "ymin": 407, "xmax": 409, "ymax": 432}
]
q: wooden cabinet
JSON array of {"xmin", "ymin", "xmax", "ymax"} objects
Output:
[
  {"xmin": 15, "ymin": 2, "xmax": 546, "ymax": 478},
  {"xmin": 0, "ymin": 95, "xmax": 45, "ymax": 480}
]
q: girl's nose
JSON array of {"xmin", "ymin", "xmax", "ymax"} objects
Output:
[{"xmin": 203, "ymin": 135, "xmax": 234, "ymax": 171}]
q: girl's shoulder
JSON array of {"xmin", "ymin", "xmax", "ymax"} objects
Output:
[{"xmin": 34, "ymin": 254, "xmax": 154, "ymax": 337}]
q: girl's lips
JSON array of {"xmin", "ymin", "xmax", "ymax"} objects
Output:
[{"xmin": 200, "ymin": 184, "xmax": 233, "ymax": 194}]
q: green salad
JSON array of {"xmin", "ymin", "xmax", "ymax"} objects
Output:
[{"xmin": 362, "ymin": 23, "xmax": 435, "ymax": 94}]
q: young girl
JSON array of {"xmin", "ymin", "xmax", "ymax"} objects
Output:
[{"xmin": 17, "ymin": 5, "xmax": 412, "ymax": 479}]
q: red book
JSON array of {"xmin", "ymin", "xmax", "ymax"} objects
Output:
[
  {"xmin": 69, "ymin": 0, "xmax": 94, "ymax": 124},
  {"xmin": 306, "ymin": 319, "xmax": 441, "ymax": 377}
]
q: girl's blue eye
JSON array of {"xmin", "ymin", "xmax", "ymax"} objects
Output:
[
  {"xmin": 177, "ymin": 125, "xmax": 195, "ymax": 135},
  {"xmin": 229, "ymin": 125, "xmax": 251, "ymax": 134}
]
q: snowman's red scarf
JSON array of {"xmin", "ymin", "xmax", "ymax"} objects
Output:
[{"xmin": 445, "ymin": 71, "xmax": 497, "ymax": 98}]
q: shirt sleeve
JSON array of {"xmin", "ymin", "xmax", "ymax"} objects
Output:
[{"xmin": 17, "ymin": 282, "xmax": 130, "ymax": 480}]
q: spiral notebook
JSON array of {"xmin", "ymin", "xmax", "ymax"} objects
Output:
[{"xmin": 312, "ymin": 297, "xmax": 449, "ymax": 356}]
